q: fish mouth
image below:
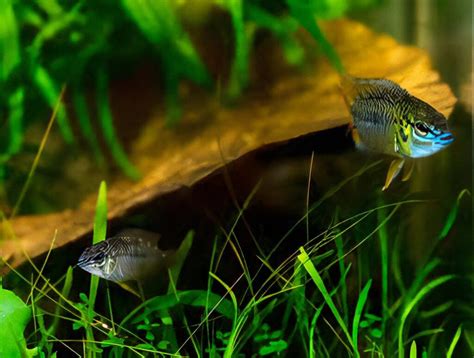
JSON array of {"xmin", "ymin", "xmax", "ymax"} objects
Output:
[
  {"xmin": 437, "ymin": 132, "xmax": 454, "ymax": 145},
  {"xmin": 77, "ymin": 252, "xmax": 88, "ymax": 268},
  {"xmin": 77, "ymin": 248, "xmax": 96, "ymax": 269}
]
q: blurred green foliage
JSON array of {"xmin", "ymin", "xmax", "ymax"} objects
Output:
[{"xmin": 0, "ymin": 0, "xmax": 381, "ymax": 182}]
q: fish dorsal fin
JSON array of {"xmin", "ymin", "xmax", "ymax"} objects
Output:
[
  {"xmin": 113, "ymin": 228, "xmax": 161, "ymax": 243},
  {"xmin": 340, "ymin": 75, "xmax": 407, "ymax": 104},
  {"xmin": 339, "ymin": 74, "xmax": 359, "ymax": 107}
]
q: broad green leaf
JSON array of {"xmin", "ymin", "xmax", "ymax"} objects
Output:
[
  {"xmin": 0, "ymin": 286, "xmax": 37, "ymax": 357},
  {"xmin": 259, "ymin": 340, "xmax": 288, "ymax": 356}
]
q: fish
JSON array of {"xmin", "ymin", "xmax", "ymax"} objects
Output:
[
  {"xmin": 78, "ymin": 228, "xmax": 173, "ymax": 283},
  {"xmin": 340, "ymin": 75, "xmax": 454, "ymax": 189}
]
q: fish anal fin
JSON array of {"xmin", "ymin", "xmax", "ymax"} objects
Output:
[{"xmin": 382, "ymin": 158, "xmax": 405, "ymax": 191}]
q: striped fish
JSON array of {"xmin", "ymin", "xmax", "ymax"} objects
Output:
[
  {"xmin": 78, "ymin": 229, "xmax": 172, "ymax": 283},
  {"xmin": 340, "ymin": 76, "xmax": 454, "ymax": 189}
]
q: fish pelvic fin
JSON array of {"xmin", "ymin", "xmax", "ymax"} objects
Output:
[
  {"xmin": 382, "ymin": 158, "xmax": 405, "ymax": 191},
  {"xmin": 402, "ymin": 159, "xmax": 415, "ymax": 182},
  {"xmin": 116, "ymin": 281, "xmax": 142, "ymax": 298}
]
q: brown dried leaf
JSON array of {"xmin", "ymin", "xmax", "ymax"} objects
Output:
[{"xmin": 0, "ymin": 19, "xmax": 456, "ymax": 271}]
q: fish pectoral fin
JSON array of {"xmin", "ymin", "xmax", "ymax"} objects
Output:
[
  {"xmin": 382, "ymin": 158, "xmax": 405, "ymax": 191},
  {"xmin": 401, "ymin": 159, "xmax": 415, "ymax": 182}
]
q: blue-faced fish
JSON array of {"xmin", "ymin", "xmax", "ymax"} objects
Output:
[
  {"xmin": 78, "ymin": 228, "xmax": 173, "ymax": 283},
  {"xmin": 340, "ymin": 75, "xmax": 454, "ymax": 189}
]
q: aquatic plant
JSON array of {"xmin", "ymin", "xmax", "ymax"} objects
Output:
[
  {"xmin": 1, "ymin": 176, "xmax": 470, "ymax": 356},
  {"xmin": 0, "ymin": 0, "xmax": 380, "ymax": 181}
]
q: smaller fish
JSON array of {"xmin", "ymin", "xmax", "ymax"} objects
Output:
[
  {"xmin": 78, "ymin": 229, "xmax": 173, "ymax": 283},
  {"xmin": 340, "ymin": 75, "xmax": 454, "ymax": 189}
]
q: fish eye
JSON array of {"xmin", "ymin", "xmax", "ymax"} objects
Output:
[
  {"xmin": 94, "ymin": 252, "xmax": 106, "ymax": 264},
  {"xmin": 414, "ymin": 122, "xmax": 430, "ymax": 136}
]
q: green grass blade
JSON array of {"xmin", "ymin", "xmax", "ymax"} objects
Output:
[
  {"xmin": 47, "ymin": 266, "xmax": 73, "ymax": 337},
  {"xmin": 10, "ymin": 86, "xmax": 65, "ymax": 218},
  {"xmin": 309, "ymin": 307, "xmax": 324, "ymax": 358},
  {"xmin": 85, "ymin": 181, "xmax": 107, "ymax": 356},
  {"xmin": 377, "ymin": 197, "xmax": 389, "ymax": 336},
  {"xmin": 91, "ymin": 181, "xmax": 107, "ymax": 246},
  {"xmin": 404, "ymin": 259, "xmax": 440, "ymax": 308},
  {"xmin": 72, "ymin": 87, "xmax": 104, "ymax": 165},
  {"xmin": 121, "ymin": 0, "xmax": 211, "ymax": 124},
  {"xmin": 408, "ymin": 328, "xmax": 444, "ymax": 342},
  {"xmin": 409, "ymin": 340, "xmax": 417, "ymax": 358},
  {"xmin": 391, "ymin": 233, "xmax": 406, "ymax": 295},
  {"xmin": 209, "ymin": 272, "xmax": 239, "ymax": 357},
  {"xmin": 168, "ymin": 230, "xmax": 194, "ymax": 293},
  {"xmin": 246, "ymin": 4, "xmax": 303, "ymax": 65},
  {"xmin": 438, "ymin": 189, "xmax": 470, "ymax": 240},
  {"xmin": 462, "ymin": 329, "xmax": 474, "ymax": 355},
  {"xmin": 334, "ymin": 226, "xmax": 349, "ymax": 325},
  {"xmin": 446, "ymin": 324, "xmax": 462, "ymax": 358},
  {"xmin": 224, "ymin": 0, "xmax": 249, "ymax": 99},
  {"xmin": 96, "ymin": 71, "xmax": 141, "ymax": 180},
  {"xmin": 398, "ymin": 275, "xmax": 455, "ymax": 358},
  {"xmin": 0, "ymin": 0, "xmax": 20, "ymax": 81},
  {"xmin": 289, "ymin": 258, "xmax": 309, "ymax": 355},
  {"xmin": 287, "ymin": 0, "xmax": 345, "ymax": 74},
  {"xmin": 352, "ymin": 279, "xmax": 372, "ymax": 353},
  {"xmin": 32, "ymin": 66, "xmax": 74, "ymax": 144},
  {"xmin": 89, "ymin": 180, "xmax": 108, "ymax": 303},
  {"xmin": 159, "ymin": 230, "xmax": 194, "ymax": 347},
  {"xmin": 4, "ymin": 88, "xmax": 25, "ymax": 158},
  {"xmin": 419, "ymin": 301, "xmax": 453, "ymax": 319},
  {"xmin": 297, "ymin": 247, "xmax": 355, "ymax": 354}
]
